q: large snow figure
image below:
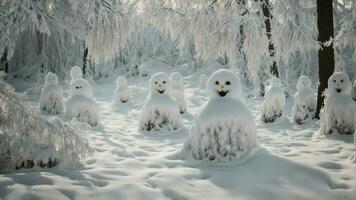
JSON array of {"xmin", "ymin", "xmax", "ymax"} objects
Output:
[
  {"xmin": 70, "ymin": 65, "xmax": 83, "ymax": 80},
  {"xmin": 292, "ymin": 75, "xmax": 316, "ymax": 124},
  {"xmin": 40, "ymin": 72, "xmax": 63, "ymax": 114},
  {"xmin": 112, "ymin": 76, "xmax": 129, "ymax": 105},
  {"xmin": 320, "ymin": 72, "xmax": 356, "ymax": 135},
  {"xmin": 65, "ymin": 79, "xmax": 100, "ymax": 126},
  {"xmin": 189, "ymin": 69, "xmax": 257, "ymax": 161},
  {"xmin": 198, "ymin": 74, "xmax": 208, "ymax": 90},
  {"xmin": 169, "ymin": 72, "xmax": 187, "ymax": 114},
  {"xmin": 261, "ymin": 77, "xmax": 285, "ymax": 123},
  {"xmin": 139, "ymin": 72, "xmax": 183, "ymax": 132}
]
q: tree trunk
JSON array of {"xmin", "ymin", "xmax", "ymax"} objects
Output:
[
  {"xmin": 83, "ymin": 46, "xmax": 89, "ymax": 78},
  {"xmin": 315, "ymin": 0, "xmax": 335, "ymax": 119},
  {"xmin": 0, "ymin": 48, "xmax": 9, "ymax": 73},
  {"xmin": 261, "ymin": 0, "xmax": 278, "ymax": 77}
]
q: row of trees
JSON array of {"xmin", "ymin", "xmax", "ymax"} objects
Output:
[{"xmin": 0, "ymin": 0, "xmax": 355, "ymax": 116}]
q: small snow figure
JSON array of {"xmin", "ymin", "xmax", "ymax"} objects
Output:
[
  {"xmin": 198, "ymin": 74, "xmax": 208, "ymax": 90},
  {"xmin": 65, "ymin": 79, "xmax": 99, "ymax": 126},
  {"xmin": 190, "ymin": 69, "xmax": 257, "ymax": 161},
  {"xmin": 261, "ymin": 77, "xmax": 285, "ymax": 123},
  {"xmin": 139, "ymin": 72, "xmax": 183, "ymax": 132},
  {"xmin": 70, "ymin": 65, "xmax": 83, "ymax": 80},
  {"xmin": 40, "ymin": 72, "xmax": 63, "ymax": 114},
  {"xmin": 112, "ymin": 76, "xmax": 129, "ymax": 105},
  {"xmin": 292, "ymin": 75, "xmax": 316, "ymax": 124},
  {"xmin": 169, "ymin": 72, "xmax": 187, "ymax": 114},
  {"xmin": 320, "ymin": 72, "xmax": 356, "ymax": 135}
]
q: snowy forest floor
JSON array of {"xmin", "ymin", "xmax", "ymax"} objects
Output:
[{"xmin": 1, "ymin": 65, "xmax": 356, "ymax": 200}]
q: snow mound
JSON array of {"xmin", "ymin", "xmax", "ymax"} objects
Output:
[
  {"xmin": 169, "ymin": 72, "xmax": 187, "ymax": 114},
  {"xmin": 320, "ymin": 72, "xmax": 356, "ymax": 135},
  {"xmin": 139, "ymin": 72, "xmax": 183, "ymax": 132},
  {"xmin": 40, "ymin": 72, "xmax": 63, "ymax": 115},
  {"xmin": 261, "ymin": 77, "xmax": 285, "ymax": 123},
  {"xmin": 0, "ymin": 81, "xmax": 90, "ymax": 169}
]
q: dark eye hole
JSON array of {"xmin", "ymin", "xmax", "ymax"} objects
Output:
[
  {"xmin": 163, "ymin": 81, "xmax": 166, "ymax": 84},
  {"xmin": 341, "ymin": 79, "xmax": 344, "ymax": 83},
  {"xmin": 155, "ymin": 81, "xmax": 158, "ymax": 84},
  {"xmin": 303, "ymin": 105, "xmax": 306, "ymax": 108},
  {"xmin": 226, "ymin": 81, "xmax": 231, "ymax": 85},
  {"xmin": 215, "ymin": 81, "xmax": 219, "ymax": 85},
  {"xmin": 333, "ymin": 80, "xmax": 336, "ymax": 82}
]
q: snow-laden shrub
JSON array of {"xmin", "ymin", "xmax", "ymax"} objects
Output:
[{"xmin": 0, "ymin": 81, "xmax": 90, "ymax": 169}]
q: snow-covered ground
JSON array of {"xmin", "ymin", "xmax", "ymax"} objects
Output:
[{"xmin": 1, "ymin": 66, "xmax": 356, "ymax": 200}]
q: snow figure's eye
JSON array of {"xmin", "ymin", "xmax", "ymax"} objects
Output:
[
  {"xmin": 341, "ymin": 79, "xmax": 344, "ymax": 83},
  {"xmin": 155, "ymin": 81, "xmax": 158, "ymax": 84},
  {"xmin": 226, "ymin": 81, "xmax": 231, "ymax": 85},
  {"xmin": 333, "ymin": 80, "xmax": 336, "ymax": 83},
  {"xmin": 215, "ymin": 81, "xmax": 219, "ymax": 85},
  {"xmin": 303, "ymin": 105, "xmax": 306, "ymax": 108},
  {"xmin": 163, "ymin": 81, "xmax": 166, "ymax": 84}
]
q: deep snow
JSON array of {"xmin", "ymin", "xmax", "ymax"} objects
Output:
[{"xmin": 0, "ymin": 65, "xmax": 356, "ymax": 200}]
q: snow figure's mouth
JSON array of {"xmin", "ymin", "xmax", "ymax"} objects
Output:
[
  {"xmin": 336, "ymin": 88, "xmax": 341, "ymax": 93},
  {"xmin": 218, "ymin": 90, "xmax": 229, "ymax": 97},
  {"xmin": 157, "ymin": 89, "xmax": 165, "ymax": 94}
]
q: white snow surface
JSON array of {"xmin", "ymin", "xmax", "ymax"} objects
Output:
[{"xmin": 1, "ymin": 68, "xmax": 356, "ymax": 200}]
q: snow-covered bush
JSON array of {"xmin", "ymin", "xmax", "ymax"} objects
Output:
[
  {"xmin": 169, "ymin": 72, "xmax": 187, "ymax": 114},
  {"xmin": 292, "ymin": 76, "xmax": 316, "ymax": 124},
  {"xmin": 139, "ymin": 72, "xmax": 183, "ymax": 132},
  {"xmin": 65, "ymin": 79, "xmax": 99, "ymax": 126},
  {"xmin": 112, "ymin": 76, "xmax": 129, "ymax": 106},
  {"xmin": 188, "ymin": 69, "xmax": 257, "ymax": 161},
  {"xmin": 0, "ymin": 81, "xmax": 90, "ymax": 169},
  {"xmin": 40, "ymin": 72, "xmax": 63, "ymax": 115},
  {"xmin": 320, "ymin": 72, "xmax": 356, "ymax": 135},
  {"xmin": 261, "ymin": 77, "xmax": 285, "ymax": 123}
]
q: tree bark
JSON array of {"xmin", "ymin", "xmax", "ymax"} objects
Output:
[
  {"xmin": 261, "ymin": 0, "xmax": 278, "ymax": 77},
  {"xmin": 0, "ymin": 48, "xmax": 9, "ymax": 73},
  {"xmin": 83, "ymin": 46, "xmax": 89, "ymax": 77},
  {"xmin": 315, "ymin": 0, "xmax": 335, "ymax": 119}
]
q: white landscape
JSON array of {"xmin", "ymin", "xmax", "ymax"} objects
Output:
[{"xmin": 0, "ymin": 0, "xmax": 356, "ymax": 200}]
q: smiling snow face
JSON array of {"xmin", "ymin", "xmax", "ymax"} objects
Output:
[
  {"xmin": 297, "ymin": 75, "xmax": 312, "ymax": 91},
  {"xmin": 45, "ymin": 72, "xmax": 59, "ymax": 86},
  {"xmin": 328, "ymin": 72, "xmax": 352, "ymax": 95},
  {"xmin": 207, "ymin": 69, "xmax": 241, "ymax": 99},
  {"xmin": 150, "ymin": 72, "xmax": 169, "ymax": 94}
]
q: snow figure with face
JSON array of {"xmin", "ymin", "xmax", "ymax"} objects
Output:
[
  {"xmin": 69, "ymin": 77, "xmax": 93, "ymax": 98},
  {"xmin": 261, "ymin": 77, "xmax": 285, "ymax": 123},
  {"xmin": 65, "ymin": 78, "xmax": 99, "ymax": 126},
  {"xmin": 70, "ymin": 66, "xmax": 82, "ymax": 80},
  {"xmin": 40, "ymin": 72, "xmax": 63, "ymax": 114},
  {"xmin": 139, "ymin": 72, "xmax": 183, "ymax": 132},
  {"xmin": 199, "ymin": 74, "xmax": 208, "ymax": 90},
  {"xmin": 189, "ymin": 69, "xmax": 257, "ymax": 161},
  {"xmin": 320, "ymin": 72, "xmax": 355, "ymax": 135},
  {"xmin": 112, "ymin": 76, "xmax": 129, "ymax": 106},
  {"xmin": 292, "ymin": 75, "xmax": 316, "ymax": 124},
  {"xmin": 169, "ymin": 72, "xmax": 187, "ymax": 114}
]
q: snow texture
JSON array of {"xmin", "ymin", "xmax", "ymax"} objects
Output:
[
  {"xmin": 320, "ymin": 72, "xmax": 356, "ymax": 135},
  {"xmin": 40, "ymin": 72, "xmax": 63, "ymax": 115},
  {"xmin": 292, "ymin": 76, "xmax": 316, "ymax": 124},
  {"xmin": 65, "ymin": 79, "xmax": 100, "ymax": 126},
  {"xmin": 188, "ymin": 69, "xmax": 256, "ymax": 161},
  {"xmin": 139, "ymin": 72, "xmax": 183, "ymax": 132},
  {"xmin": 69, "ymin": 78, "xmax": 93, "ymax": 98},
  {"xmin": 112, "ymin": 76, "xmax": 129, "ymax": 106},
  {"xmin": 0, "ymin": 81, "xmax": 89, "ymax": 169},
  {"xmin": 198, "ymin": 74, "xmax": 208, "ymax": 90},
  {"xmin": 261, "ymin": 77, "xmax": 286, "ymax": 123},
  {"xmin": 169, "ymin": 72, "xmax": 187, "ymax": 114}
]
